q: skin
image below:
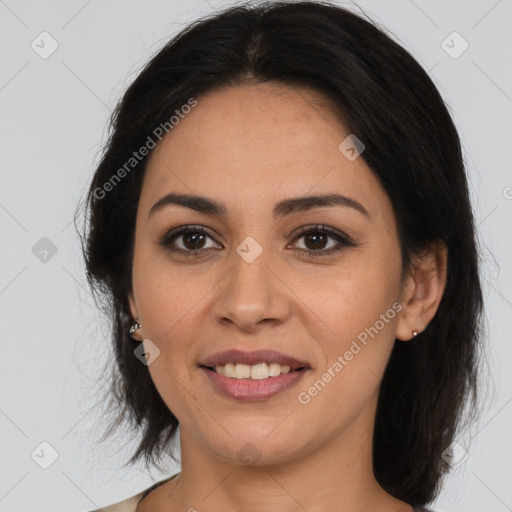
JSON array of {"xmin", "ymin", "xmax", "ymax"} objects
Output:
[{"xmin": 128, "ymin": 82, "xmax": 447, "ymax": 512}]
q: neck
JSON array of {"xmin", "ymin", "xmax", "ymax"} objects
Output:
[{"xmin": 156, "ymin": 398, "xmax": 412, "ymax": 512}]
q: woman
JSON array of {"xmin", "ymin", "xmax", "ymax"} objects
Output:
[{"xmin": 79, "ymin": 1, "xmax": 484, "ymax": 511}]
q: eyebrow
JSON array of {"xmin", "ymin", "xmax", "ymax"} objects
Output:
[{"xmin": 148, "ymin": 192, "xmax": 370, "ymax": 220}]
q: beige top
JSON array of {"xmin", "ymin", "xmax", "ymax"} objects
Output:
[{"xmin": 86, "ymin": 473, "xmax": 179, "ymax": 512}]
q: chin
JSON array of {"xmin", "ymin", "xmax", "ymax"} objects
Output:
[{"xmin": 203, "ymin": 427, "xmax": 312, "ymax": 468}]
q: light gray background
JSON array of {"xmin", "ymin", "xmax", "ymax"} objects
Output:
[{"xmin": 1, "ymin": 1, "xmax": 511, "ymax": 511}]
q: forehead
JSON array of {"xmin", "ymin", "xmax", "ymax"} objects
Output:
[{"xmin": 140, "ymin": 83, "xmax": 390, "ymax": 222}]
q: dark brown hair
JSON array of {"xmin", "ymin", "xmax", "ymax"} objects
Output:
[{"xmin": 77, "ymin": 1, "xmax": 485, "ymax": 507}]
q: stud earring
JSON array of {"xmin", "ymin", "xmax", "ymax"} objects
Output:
[
  {"xmin": 129, "ymin": 322, "xmax": 142, "ymax": 336},
  {"xmin": 412, "ymin": 329, "xmax": 419, "ymax": 337}
]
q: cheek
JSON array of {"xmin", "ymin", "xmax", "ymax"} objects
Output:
[
  {"xmin": 293, "ymin": 248, "xmax": 401, "ymax": 406},
  {"xmin": 132, "ymin": 259, "xmax": 206, "ymax": 404},
  {"xmin": 132, "ymin": 242, "xmax": 207, "ymax": 338},
  {"xmin": 295, "ymin": 250, "xmax": 401, "ymax": 343},
  {"xmin": 296, "ymin": 286, "xmax": 399, "ymax": 427},
  {"xmin": 135, "ymin": 270, "xmax": 205, "ymax": 420}
]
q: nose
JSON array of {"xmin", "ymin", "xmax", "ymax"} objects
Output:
[{"xmin": 213, "ymin": 241, "xmax": 292, "ymax": 333}]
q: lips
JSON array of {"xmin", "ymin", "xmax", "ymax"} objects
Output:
[
  {"xmin": 198, "ymin": 349, "xmax": 311, "ymax": 371},
  {"xmin": 200, "ymin": 365, "xmax": 309, "ymax": 400}
]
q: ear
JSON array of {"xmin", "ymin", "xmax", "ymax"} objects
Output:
[
  {"xmin": 128, "ymin": 292, "xmax": 143, "ymax": 342},
  {"xmin": 395, "ymin": 240, "xmax": 448, "ymax": 341}
]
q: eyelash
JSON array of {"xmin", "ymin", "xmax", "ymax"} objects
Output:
[{"xmin": 159, "ymin": 224, "xmax": 356, "ymax": 259}]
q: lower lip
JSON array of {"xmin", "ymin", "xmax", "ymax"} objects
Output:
[{"xmin": 200, "ymin": 366, "xmax": 309, "ymax": 401}]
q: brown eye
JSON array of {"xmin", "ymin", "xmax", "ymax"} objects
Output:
[
  {"xmin": 160, "ymin": 224, "xmax": 356, "ymax": 259},
  {"xmin": 160, "ymin": 225, "xmax": 221, "ymax": 257},
  {"xmin": 289, "ymin": 225, "xmax": 356, "ymax": 257},
  {"xmin": 180, "ymin": 232, "xmax": 207, "ymax": 250},
  {"xmin": 302, "ymin": 232, "xmax": 329, "ymax": 250}
]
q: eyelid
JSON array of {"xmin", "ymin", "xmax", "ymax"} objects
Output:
[
  {"xmin": 159, "ymin": 223, "xmax": 356, "ymax": 258},
  {"xmin": 286, "ymin": 224, "xmax": 356, "ymax": 257},
  {"xmin": 288, "ymin": 224, "xmax": 354, "ymax": 244},
  {"xmin": 159, "ymin": 224, "xmax": 221, "ymax": 249}
]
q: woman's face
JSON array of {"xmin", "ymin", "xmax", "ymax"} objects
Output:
[{"xmin": 128, "ymin": 82, "xmax": 409, "ymax": 466}]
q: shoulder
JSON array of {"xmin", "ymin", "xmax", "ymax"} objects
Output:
[
  {"xmin": 84, "ymin": 473, "xmax": 180, "ymax": 512},
  {"xmin": 84, "ymin": 492, "xmax": 143, "ymax": 512},
  {"xmin": 88, "ymin": 493, "xmax": 143, "ymax": 512}
]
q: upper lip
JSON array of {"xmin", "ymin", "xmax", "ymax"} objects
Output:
[{"xmin": 199, "ymin": 349, "xmax": 311, "ymax": 370}]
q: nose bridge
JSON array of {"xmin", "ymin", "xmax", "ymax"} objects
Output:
[{"xmin": 214, "ymin": 235, "xmax": 289, "ymax": 330}]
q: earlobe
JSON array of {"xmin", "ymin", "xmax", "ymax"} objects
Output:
[
  {"xmin": 395, "ymin": 241, "xmax": 448, "ymax": 341},
  {"xmin": 395, "ymin": 275, "xmax": 420, "ymax": 341}
]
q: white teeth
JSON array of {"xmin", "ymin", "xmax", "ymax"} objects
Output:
[
  {"xmin": 214, "ymin": 362, "xmax": 293, "ymax": 379},
  {"xmin": 268, "ymin": 362, "xmax": 283, "ymax": 377},
  {"xmin": 234, "ymin": 363, "xmax": 251, "ymax": 379}
]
